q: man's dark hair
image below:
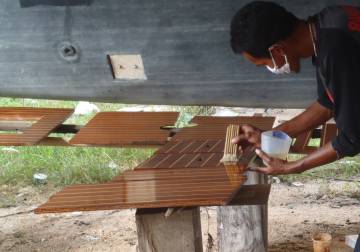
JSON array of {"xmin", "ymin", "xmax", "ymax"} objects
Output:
[{"xmin": 231, "ymin": 1, "xmax": 300, "ymax": 58}]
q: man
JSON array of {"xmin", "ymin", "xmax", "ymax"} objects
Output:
[{"xmin": 230, "ymin": 1, "xmax": 360, "ymax": 175}]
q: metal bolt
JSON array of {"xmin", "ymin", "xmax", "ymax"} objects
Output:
[{"xmin": 62, "ymin": 46, "xmax": 76, "ymax": 57}]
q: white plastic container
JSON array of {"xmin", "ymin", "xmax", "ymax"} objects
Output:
[{"xmin": 261, "ymin": 130, "xmax": 292, "ymax": 160}]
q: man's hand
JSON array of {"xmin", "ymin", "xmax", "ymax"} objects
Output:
[
  {"xmin": 250, "ymin": 142, "xmax": 339, "ymax": 175},
  {"xmin": 250, "ymin": 149, "xmax": 294, "ymax": 175},
  {"xmin": 231, "ymin": 124, "xmax": 263, "ymax": 153}
]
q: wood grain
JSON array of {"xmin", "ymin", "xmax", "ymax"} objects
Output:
[
  {"xmin": 0, "ymin": 108, "xmax": 73, "ymax": 146},
  {"xmin": 35, "ymin": 116, "xmax": 275, "ymax": 214},
  {"xmin": 69, "ymin": 112, "xmax": 179, "ymax": 147},
  {"xmin": 173, "ymin": 116, "xmax": 275, "ymax": 140},
  {"xmin": 35, "ymin": 166, "xmax": 247, "ymax": 213}
]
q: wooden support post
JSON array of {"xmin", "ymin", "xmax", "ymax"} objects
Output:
[
  {"xmin": 136, "ymin": 207, "xmax": 203, "ymax": 252},
  {"xmin": 217, "ymin": 158, "xmax": 268, "ymax": 252}
]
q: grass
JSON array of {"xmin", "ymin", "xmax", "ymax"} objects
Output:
[
  {"xmin": 0, "ymin": 98, "xmax": 213, "ymax": 189},
  {"xmin": 0, "ymin": 146, "xmax": 154, "ymax": 186},
  {"xmin": 280, "ymin": 153, "xmax": 360, "ymax": 183},
  {"xmin": 279, "ymin": 137, "xmax": 360, "ymax": 183}
]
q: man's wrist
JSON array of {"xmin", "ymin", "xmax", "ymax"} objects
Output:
[{"xmin": 286, "ymin": 159, "xmax": 306, "ymax": 174}]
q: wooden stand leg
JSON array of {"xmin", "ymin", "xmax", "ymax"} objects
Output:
[
  {"xmin": 136, "ymin": 207, "xmax": 203, "ymax": 252},
  {"xmin": 217, "ymin": 159, "xmax": 268, "ymax": 252}
]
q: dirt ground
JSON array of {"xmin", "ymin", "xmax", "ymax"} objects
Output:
[{"xmin": 0, "ymin": 180, "xmax": 359, "ymax": 252}]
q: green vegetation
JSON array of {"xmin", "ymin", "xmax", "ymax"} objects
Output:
[
  {"xmin": 0, "ymin": 146, "xmax": 154, "ymax": 186},
  {"xmin": 280, "ymin": 154, "xmax": 360, "ymax": 183}
]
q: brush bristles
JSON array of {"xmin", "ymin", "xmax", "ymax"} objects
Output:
[{"xmin": 220, "ymin": 124, "xmax": 240, "ymax": 163}]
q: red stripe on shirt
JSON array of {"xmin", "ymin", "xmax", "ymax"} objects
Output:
[{"xmin": 342, "ymin": 6, "xmax": 360, "ymax": 32}]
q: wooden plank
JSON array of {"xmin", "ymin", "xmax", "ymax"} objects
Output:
[
  {"xmin": 218, "ymin": 157, "xmax": 268, "ymax": 252},
  {"xmin": 0, "ymin": 108, "xmax": 73, "ymax": 146},
  {"xmin": 0, "ymin": 122, "xmax": 81, "ymax": 134},
  {"xmin": 36, "ymin": 116, "xmax": 273, "ymax": 231},
  {"xmin": 290, "ymin": 130, "xmax": 318, "ymax": 154},
  {"xmin": 136, "ymin": 139, "xmax": 224, "ymax": 169},
  {"xmin": 156, "ymin": 139, "xmax": 224, "ymax": 154},
  {"xmin": 291, "ymin": 130, "xmax": 312, "ymax": 153},
  {"xmin": 228, "ymin": 184, "xmax": 271, "ymax": 206},
  {"xmin": 173, "ymin": 116, "xmax": 275, "ymax": 140},
  {"xmin": 35, "ymin": 167, "xmax": 247, "ymax": 214},
  {"xmin": 110, "ymin": 167, "xmax": 240, "ymax": 182},
  {"xmin": 69, "ymin": 112, "xmax": 179, "ymax": 146},
  {"xmin": 136, "ymin": 208, "xmax": 203, "ymax": 252}
]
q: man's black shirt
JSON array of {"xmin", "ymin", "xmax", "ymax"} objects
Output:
[{"xmin": 313, "ymin": 5, "xmax": 360, "ymax": 157}]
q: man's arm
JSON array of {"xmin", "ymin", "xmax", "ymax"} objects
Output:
[
  {"xmin": 253, "ymin": 141, "xmax": 338, "ymax": 175},
  {"xmin": 232, "ymin": 101, "xmax": 332, "ymax": 152},
  {"xmin": 274, "ymin": 101, "xmax": 332, "ymax": 138}
]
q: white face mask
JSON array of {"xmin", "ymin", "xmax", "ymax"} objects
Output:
[{"xmin": 266, "ymin": 53, "xmax": 291, "ymax": 75}]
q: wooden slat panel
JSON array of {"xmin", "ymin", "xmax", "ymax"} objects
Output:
[
  {"xmin": 136, "ymin": 154, "xmax": 169, "ymax": 169},
  {"xmin": 0, "ymin": 108, "xmax": 73, "ymax": 146},
  {"xmin": 36, "ymin": 117, "xmax": 274, "ymax": 214},
  {"xmin": 191, "ymin": 116, "xmax": 274, "ymax": 129},
  {"xmin": 138, "ymin": 140, "xmax": 220, "ymax": 169},
  {"xmin": 35, "ymin": 167, "xmax": 246, "ymax": 214},
  {"xmin": 69, "ymin": 112, "xmax": 179, "ymax": 146},
  {"xmin": 187, "ymin": 153, "xmax": 216, "ymax": 168},
  {"xmin": 173, "ymin": 116, "xmax": 275, "ymax": 140},
  {"xmin": 156, "ymin": 139, "xmax": 224, "ymax": 154},
  {"xmin": 36, "ymin": 149, "xmax": 252, "ymax": 214},
  {"xmin": 166, "ymin": 154, "xmax": 200, "ymax": 168}
]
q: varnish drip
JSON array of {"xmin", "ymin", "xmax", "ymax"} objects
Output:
[{"xmin": 220, "ymin": 124, "xmax": 240, "ymax": 163}]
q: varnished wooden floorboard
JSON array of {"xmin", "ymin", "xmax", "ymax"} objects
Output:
[
  {"xmin": 35, "ymin": 115, "xmax": 275, "ymax": 214},
  {"xmin": 70, "ymin": 112, "xmax": 179, "ymax": 146},
  {"xmin": 0, "ymin": 107, "xmax": 73, "ymax": 146}
]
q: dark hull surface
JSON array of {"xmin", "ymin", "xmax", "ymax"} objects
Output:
[{"xmin": 0, "ymin": 0, "xmax": 357, "ymax": 107}]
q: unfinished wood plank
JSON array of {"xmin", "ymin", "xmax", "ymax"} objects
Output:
[
  {"xmin": 217, "ymin": 158, "xmax": 268, "ymax": 252},
  {"xmin": 0, "ymin": 108, "xmax": 73, "ymax": 146},
  {"xmin": 136, "ymin": 208, "xmax": 203, "ymax": 252},
  {"xmin": 228, "ymin": 184, "xmax": 271, "ymax": 206},
  {"xmin": 69, "ymin": 112, "xmax": 179, "ymax": 147}
]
